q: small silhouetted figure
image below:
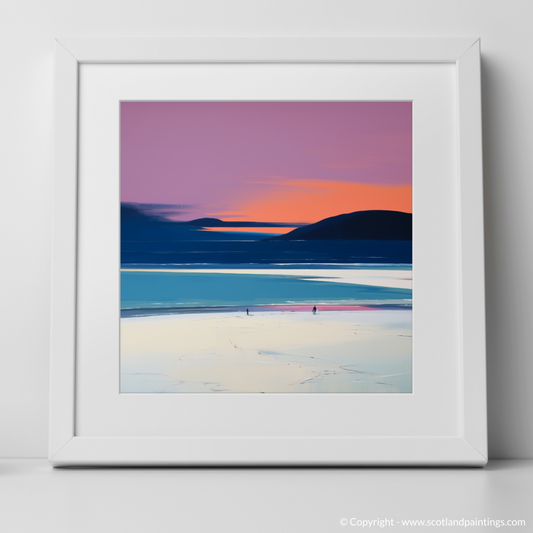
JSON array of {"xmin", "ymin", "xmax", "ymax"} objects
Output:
[
  {"xmin": 246, "ymin": 308, "xmax": 249, "ymax": 316},
  {"xmin": 312, "ymin": 305, "xmax": 317, "ymax": 315}
]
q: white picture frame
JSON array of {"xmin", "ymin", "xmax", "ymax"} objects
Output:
[{"xmin": 50, "ymin": 38, "xmax": 486, "ymax": 466}]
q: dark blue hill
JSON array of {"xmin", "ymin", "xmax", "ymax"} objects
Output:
[
  {"xmin": 186, "ymin": 217, "xmax": 297, "ymax": 229},
  {"xmin": 121, "ymin": 204, "xmax": 299, "ymax": 241},
  {"xmin": 121, "ymin": 204, "xmax": 412, "ymax": 264},
  {"xmin": 121, "ymin": 204, "xmax": 237, "ymax": 241},
  {"xmin": 265, "ymin": 210, "xmax": 411, "ymax": 241}
]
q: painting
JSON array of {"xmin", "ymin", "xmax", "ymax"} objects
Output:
[{"xmin": 120, "ymin": 101, "xmax": 412, "ymax": 394}]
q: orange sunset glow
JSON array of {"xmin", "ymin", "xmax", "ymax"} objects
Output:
[
  {"xmin": 210, "ymin": 181, "xmax": 412, "ymax": 225},
  {"xmin": 204, "ymin": 227, "xmax": 297, "ymax": 234}
]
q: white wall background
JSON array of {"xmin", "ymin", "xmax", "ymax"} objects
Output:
[{"xmin": 1, "ymin": 0, "xmax": 531, "ymax": 459}]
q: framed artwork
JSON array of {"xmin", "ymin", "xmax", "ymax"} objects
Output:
[
  {"xmin": 120, "ymin": 100, "xmax": 413, "ymax": 395},
  {"xmin": 50, "ymin": 38, "xmax": 486, "ymax": 466}
]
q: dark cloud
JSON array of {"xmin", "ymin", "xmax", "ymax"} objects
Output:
[{"xmin": 126, "ymin": 202, "xmax": 196, "ymax": 220}]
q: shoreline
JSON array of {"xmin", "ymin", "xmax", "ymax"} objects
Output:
[{"xmin": 121, "ymin": 302, "xmax": 412, "ymax": 319}]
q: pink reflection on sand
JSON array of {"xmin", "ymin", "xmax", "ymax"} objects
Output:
[{"xmin": 258, "ymin": 304, "xmax": 379, "ymax": 312}]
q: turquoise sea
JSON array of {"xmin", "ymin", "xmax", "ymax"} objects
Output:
[
  {"xmin": 121, "ymin": 265, "xmax": 412, "ymax": 313},
  {"xmin": 120, "ymin": 264, "xmax": 413, "ymax": 393}
]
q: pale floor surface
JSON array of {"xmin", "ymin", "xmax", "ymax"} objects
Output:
[{"xmin": 0, "ymin": 460, "xmax": 531, "ymax": 533}]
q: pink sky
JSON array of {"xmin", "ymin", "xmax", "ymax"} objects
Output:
[{"xmin": 120, "ymin": 101, "xmax": 411, "ymax": 224}]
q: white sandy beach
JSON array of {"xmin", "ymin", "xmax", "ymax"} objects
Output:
[{"xmin": 121, "ymin": 309, "xmax": 412, "ymax": 394}]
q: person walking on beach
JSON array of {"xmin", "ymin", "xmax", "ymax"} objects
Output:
[
  {"xmin": 246, "ymin": 308, "xmax": 249, "ymax": 316},
  {"xmin": 312, "ymin": 305, "xmax": 317, "ymax": 315}
]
